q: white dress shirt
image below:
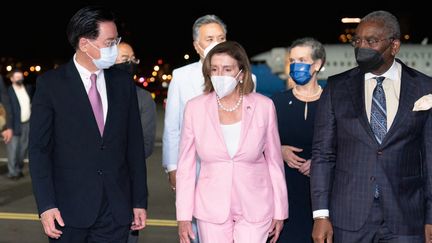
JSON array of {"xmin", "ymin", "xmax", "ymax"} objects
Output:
[
  {"xmin": 13, "ymin": 85, "xmax": 31, "ymax": 122},
  {"xmin": 73, "ymin": 55, "xmax": 108, "ymax": 122}
]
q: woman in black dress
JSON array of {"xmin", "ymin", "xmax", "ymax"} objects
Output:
[{"xmin": 271, "ymin": 37, "xmax": 326, "ymax": 243}]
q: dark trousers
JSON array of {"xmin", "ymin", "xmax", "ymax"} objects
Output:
[
  {"xmin": 49, "ymin": 192, "xmax": 129, "ymax": 243},
  {"xmin": 334, "ymin": 198, "xmax": 424, "ymax": 243}
]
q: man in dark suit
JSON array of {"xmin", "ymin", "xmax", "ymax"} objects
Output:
[
  {"xmin": 29, "ymin": 6, "xmax": 148, "ymax": 242},
  {"xmin": 6, "ymin": 69, "xmax": 34, "ymax": 180},
  {"xmin": 310, "ymin": 10, "xmax": 432, "ymax": 242},
  {"xmin": 114, "ymin": 41, "xmax": 156, "ymax": 243}
]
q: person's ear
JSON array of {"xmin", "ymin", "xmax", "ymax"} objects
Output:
[{"xmin": 78, "ymin": 38, "xmax": 89, "ymax": 52}]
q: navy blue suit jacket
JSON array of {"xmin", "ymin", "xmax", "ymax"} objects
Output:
[
  {"xmin": 310, "ymin": 59, "xmax": 432, "ymax": 235},
  {"xmin": 29, "ymin": 59, "xmax": 148, "ymax": 227}
]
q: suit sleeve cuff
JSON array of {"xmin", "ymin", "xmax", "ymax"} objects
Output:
[
  {"xmin": 313, "ymin": 209, "xmax": 329, "ymax": 219},
  {"xmin": 165, "ymin": 164, "xmax": 177, "ymax": 173}
]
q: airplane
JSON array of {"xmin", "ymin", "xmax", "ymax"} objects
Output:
[{"xmin": 251, "ymin": 42, "xmax": 432, "ymax": 83}]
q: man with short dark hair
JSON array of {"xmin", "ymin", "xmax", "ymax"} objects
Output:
[{"xmin": 29, "ymin": 6, "xmax": 148, "ymax": 242}]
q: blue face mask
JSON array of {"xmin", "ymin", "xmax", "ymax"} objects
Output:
[
  {"xmin": 87, "ymin": 41, "xmax": 118, "ymax": 70},
  {"xmin": 289, "ymin": 63, "xmax": 313, "ymax": 85}
]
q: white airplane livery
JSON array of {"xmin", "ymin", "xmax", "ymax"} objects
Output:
[{"xmin": 251, "ymin": 43, "xmax": 432, "ymax": 81}]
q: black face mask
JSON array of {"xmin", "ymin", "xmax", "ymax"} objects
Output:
[
  {"xmin": 113, "ymin": 62, "xmax": 138, "ymax": 75},
  {"xmin": 15, "ymin": 79, "xmax": 24, "ymax": 85},
  {"xmin": 354, "ymin": 48, "xmax": 384, "ymax": 73}
]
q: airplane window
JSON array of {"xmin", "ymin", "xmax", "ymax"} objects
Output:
[
  {"xmin": 333, "ymin": 61, "xmax": 338, "ymax": 66},
  {"xmin": 426, "ymin": 62, "xmax": 430, "ymax": 67},
  {"xmin": 340, "ymin": 61, "xmax": 344, "ymax": 67},
  {"xmin": 412, "ymin": 61, "xmax": 416, "ymax": 67},
  {"xmin": 348, "ymin": 62, "xmax": 352, "ymax": 66}
]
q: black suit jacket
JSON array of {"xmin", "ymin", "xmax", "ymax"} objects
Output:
[
  {"xmin": 29, "ymin": 59, "xmax": 148, "ymax": 227},
  {"xmin": 8, "ymin": 84, "xmax": 34, "ymax": 135},
  {"xmin": 310, "ymin": 59, "xmax": 432, "ymax": 235}
]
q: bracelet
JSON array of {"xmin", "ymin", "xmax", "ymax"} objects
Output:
[{"xmin": 313, "ymin": 216, "xmax": 329, "ymax": 220}]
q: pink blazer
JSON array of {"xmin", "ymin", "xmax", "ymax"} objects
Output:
[{"xmin": 176, "ymin": 92, "xmax": 288, "ymax": 224}]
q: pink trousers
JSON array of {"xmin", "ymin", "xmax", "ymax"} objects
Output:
[{"xmin": 196, "ymin": 185, "xmax": 272, "ymax": 243}]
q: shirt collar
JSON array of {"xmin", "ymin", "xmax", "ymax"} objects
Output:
[
  {"xmin": 73, "ymin": 54, "xmax": 102, "ymax": 78},
  {"xmin": 364, "ymin": 60, "xmax": 399, "ymax": 81}
]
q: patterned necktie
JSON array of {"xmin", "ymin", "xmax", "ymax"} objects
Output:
[
  {"xmin": 370, "ymin": 76, "xmax": 387, "ymax": 144},
  {"xmin": 89, "ymin": 73, "xmax": 104, "ymax": 136},
  {"xmin": 370, "ymin": 77, "xmax": 386, "ymax": 198}
]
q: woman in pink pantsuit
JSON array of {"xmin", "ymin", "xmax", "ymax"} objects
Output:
[{"xmin": 176, "ymin": 41, "xmax": 288, "ymax": 243}]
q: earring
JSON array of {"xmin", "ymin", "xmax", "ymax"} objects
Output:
[{"xmin": 239, "ymin": 80, "xmax": 243, "ymax": 84}]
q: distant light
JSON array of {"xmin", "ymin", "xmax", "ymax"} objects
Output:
[
  {"xmin": 149, "ymin": 77, "xmax": 155, "ymax": 82},
  {"xmin": 167, "ymin": 74, "xmax": 172, "ymax": 80},
  {"xmin": 6, "ymin": 65, "xmax": 12, "ymax": 72},
  {"xmin": 143, "ymin": 81, "xmax": 149, "ymax": 87},
  {"xmin": 184, "ymin": 54, "xmax": 190, "ymax": 60},
  {"xmin": 30, "ymin": 66, "xmax": 35, "ymax": 72},
  {"xmin": 153, "ymin": 65, "xmax": 160, "ymax": 71},
  {"xmin": 35, "ymin": 65, "xmax": 41, "ymax": 72},
  {"xmin": 161, "ymin": 81, "xmax": 168, "ymax": 88},
  {"xmin": 151, "ymin": 93, "xmax": 156, "ymax": 99},
  {"xmin": 341, "ymin": 18, "xmax": 361, "ymax": 24},
  {"xmin": 152, "ymin": 71, "xmax": 157, "ymax": 76},
  {"xmin": 162, "ymin": 74, "xmax": 167, "ymax": 80},
  {"xmin": 138, "ymin": 77, "xmax": 145, "ymax": 83},
  {"xmin": 339, "ymin": 34, "xmax": 348, "ymax": 43},
  {"xmin": 404, "ymin": 34, "xmax": 410, "ymax": 40},
  {"xmin": 157, "ymin": 59, "xmax": 163, "ymax": 65}
]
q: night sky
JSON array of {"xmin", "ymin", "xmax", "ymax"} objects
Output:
[{"xmin": 1, "ymin": 1, "xmax": 431, "ymax": 74}]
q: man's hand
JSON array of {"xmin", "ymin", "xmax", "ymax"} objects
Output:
[
  {"xmin": 312, "ymin": 218, "xmax": 333, "ymax": 243},
  {"xmin": 2, "ymin": 128, "xmax": 12, "ymax": 144},
  {"xmin": 178, "ymin": 220, "xmax": 195, "ymax": 243},
  {"xmin": 281, "ymin": 145, "xmax": 306, "ymax": 169},
  {"xmin": 131, "ymin": 208, "xmax": 147, "ymax": 230},
  {"xmin": 168, "ymin": 170, "xmax": 176, "ymax": 191},
  {"xmin": 425, "ymin": 224, "xmax": 432, "ymax": 242},
  {"xmin": 40, "ymin": 208, "xmax": 64, "ymax": 239},
  {"xmin": 268, "ymin": 219, "xmax": 284, "ymax": 243}
]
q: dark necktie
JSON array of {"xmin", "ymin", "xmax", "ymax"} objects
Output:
[
  {"xmin": 370, "ymin": 76, "xmax": 386, "ymax": 198},
  {"xmin": 370, "ymin": 76, "xmax": 387, "ymax": 144},
  {"xmin": 89, "ymin": 73, "xmax": 104, "ymax": 136}
]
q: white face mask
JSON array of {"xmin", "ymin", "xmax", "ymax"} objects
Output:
[
  {"xmin": 211, "ymin": 69, "xmax": 242, "ymax": 98},
  {"xmin": 198, "ymin": 42, "xmax": 220, "ymax": 59},
  {"xmin": 87, "ymin": 41, "xmax": 118, "ymax": 69}
]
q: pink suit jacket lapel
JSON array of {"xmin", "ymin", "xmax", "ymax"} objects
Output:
[{"xmin": 205, "ymin": 92, "xmax": 256, "ymax": 158}]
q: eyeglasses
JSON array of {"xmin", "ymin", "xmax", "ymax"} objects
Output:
[
  {"xmin": 104, "ymin": 37, "xmax": 122, "ymax": 47},
  {"xmin": 350, "ymin": 37, "xmax": 393, "ymax": 48},
  {"xmin": 122, "ymin": 56, "xmax": 140, "ymax": 64}
]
